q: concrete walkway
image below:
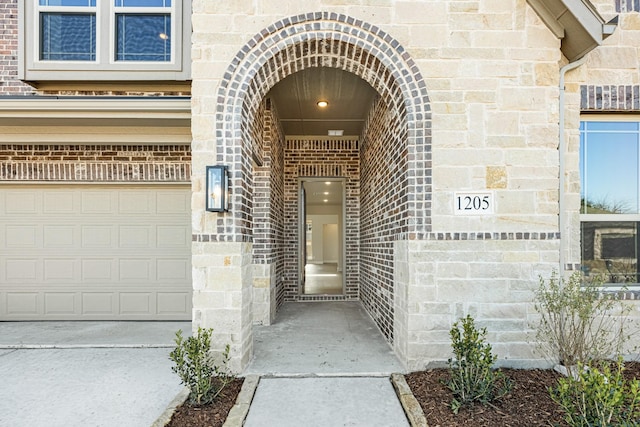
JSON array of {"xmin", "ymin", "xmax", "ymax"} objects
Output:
[
  {"xmin": 243, "ymin": 302, "xmax": 409, "ymax": 426},
  {"xmin": 0, "ymin": 321, "xmax": 190, "ymax": 427},
  {"xmin": 246, "ymin": 301, "xmax": 404, "ymax": 376},
  {"xmin": 0, "ymin": 302, "xmax": 411, "ymax": 426}
]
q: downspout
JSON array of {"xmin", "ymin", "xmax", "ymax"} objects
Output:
[{"xmin": 558, "ymin": 56, "xmax": 587, "ymax": 276}]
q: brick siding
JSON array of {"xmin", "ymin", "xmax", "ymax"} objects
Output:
[
  {"xmin": 0, "ymin": 145, "xmax": 190, "ymax": 182},
  {"xmin": 581, "ymin": 85, "xmax": 640, "ymax": 111}
]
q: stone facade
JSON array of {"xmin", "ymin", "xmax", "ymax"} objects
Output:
[
  {"xmin": 189, "ymin": 0, "xmax": 640, "ymax": 371},
  {"xmin": 0, "ymin": 0, "xmax": 639, "ymax": 371}
]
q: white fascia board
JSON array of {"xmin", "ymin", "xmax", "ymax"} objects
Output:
[{"xmin": 0, "ymin": 98, "xmax": 191, "ymax": 120}]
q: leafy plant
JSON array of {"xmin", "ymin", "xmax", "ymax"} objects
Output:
[
  {"xmin": 445, "ymin": 315, "xmax": 512, "ymax": 414},
  {"xmin": 550, "ymin": 358, "xmax": 640, "ymax": 426},
  {"xmin": 533, "ymin": 271, "xmax": 633, "ymax": 373},
  {"xmin": 169, "ymin": 327, "xmax": 234, "ymax": 406}
]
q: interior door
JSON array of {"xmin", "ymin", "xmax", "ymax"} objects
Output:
[{"xmin": 299, "ymin": 183, "xmax": 306, "ymax": 293}]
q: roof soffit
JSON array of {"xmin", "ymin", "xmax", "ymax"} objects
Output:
[{"xmin": 527, "ymin": 0, "xmax": 618, "ymax": 61}]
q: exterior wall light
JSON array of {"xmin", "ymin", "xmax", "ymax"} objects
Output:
[{"xmin": 206, "ymin": 165, "xmax": 229, "ymax": 212}]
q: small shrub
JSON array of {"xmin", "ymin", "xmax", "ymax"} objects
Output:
[
  {"xmin": 550, "ymin": 358, "xmax": 640, "ymax": 426},
  {"xmin": 445, "ymin": 315, "xmax": 512, "ymax": 414},
  {"xmin": 169, "ymin": 327, "xmax": 234, "ymax": 406},
  {"xmin": 534, "ymin": 271, "xmax": 633, "ymax": 371}
]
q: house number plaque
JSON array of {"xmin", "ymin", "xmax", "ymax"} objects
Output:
[{"xmin": 454, "ymin": 191, "xmax": 494, "ymax": 215}]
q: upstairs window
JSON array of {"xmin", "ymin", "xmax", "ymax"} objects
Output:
[
  {"xmin": 114, "ymin": 0, "xmax": 172, "ymax": 62},
  {"xmin": 580, "ymin": 120, "xmax": 640, "ymax": 284},
  {"xmin": 39, "ymin": 0, "xmax": 97, "ymax": 61},
  {"xmin": 21, "ymin": 0, "xmax": 190, "ymax": 81}
]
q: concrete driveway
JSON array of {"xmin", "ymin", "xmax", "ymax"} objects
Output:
[{"xmin": 0, "ymin": 321, "xmax": 191, "ymax": 427}]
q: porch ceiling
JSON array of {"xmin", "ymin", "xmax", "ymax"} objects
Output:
[{"xmin": 267, "ymin": 68, "xmax": 377, "ymax": 137}]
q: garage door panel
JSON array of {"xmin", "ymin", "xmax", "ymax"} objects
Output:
[
  {"xmin": 119, "ymin": 226, "xmax": 152, "ymax": 248},
  {"xmin": 157, "ymin": 292, "xmax": 189, "ymax": 315},
  {"xmin": 43, "ymin": 225, "xmax": 76, "ymax": 248},
  {"xmin": 0, "ymin": 185, "xmax": 191, "ymax": 320},
  {"xmin": 157, "ymin": 258, "xmax": 189, "ymax": 281},
  {"xmin": 82, "ymin": 192, "xmax": 114, "ymax": 213},
  {"xmin": 82, "ymin": 293, "xmax": 115, "ymax": 315},
  {"xmin": 5, "ymin": 192, "xmax": 38, "ymax": 214},
  {"xmin": 6, "ymin": 259, "xmax": 39, "ymax": 281},
  {"xmin": 120, "ymin": 293, "xmax": 152, "ymax": 315},
  {"xmin": 43, "ymin": 259, "xmax": 76, "ymax": 281},
  {"xmin": 81, "ymin": 225, "xmax": 114, "ymax": 248},
  {"xmin": 119, "ymin": 259, "xmax": 151, "ymax": 280},
  {"xmin": 119, "ymin": 192, "xmax": 152, "ymax": 214},
  {"xmin": 6, "ymin": 225, "xmax": 39, "ymax": 248},
  {"xmin": 157, "ymin": 191, "xmax": 189, "ymax": 213},
  {"xmin": 44, "ymin": 292, "xmax": 76, "ymax": 316},
  {"xmin": 82, "ymin": 259, "xmax": 114, "ymax": 281},
  {"xmin": 44, "ymin": 192, "xmax": 75, "ymax": 214},
  {"xmin": 6, "ymin": 292, "xmax": 39, "ymax": 315},
  {"xmin": 157, "ymin": 225, "xmax": 189, "ymax": 247}
]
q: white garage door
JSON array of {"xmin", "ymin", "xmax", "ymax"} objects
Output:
[{"xmin": 0, "ymin": 185, "xmax": 192, "ymax": 320}]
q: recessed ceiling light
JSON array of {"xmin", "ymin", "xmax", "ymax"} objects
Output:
[
  {"xmin": 323, "ymin": 192, "xmax": 329, "ymax": 195},
  {"xmin": 323, "ymin": 199, "xmax": 328, "ymax": 203},
  {"xmin": 328, "ymin": 129, "xmax": 344, "ymax": 136},
  {"xmin": 317, "ymin": 100, "xmax": 328, "ymax": 108}
]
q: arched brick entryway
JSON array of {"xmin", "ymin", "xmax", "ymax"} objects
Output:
[{"xmin": 193, "ymin": 12, "xmax": 431, "ymax": 370}]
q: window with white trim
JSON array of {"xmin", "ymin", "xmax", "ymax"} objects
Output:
[
  {"xmin": 580, "ymin": 119, "xmax": 640, "ymax": 284},
  {"xmin": 20, "ymin": 0, "xmax": 190, "ymax": 81}
]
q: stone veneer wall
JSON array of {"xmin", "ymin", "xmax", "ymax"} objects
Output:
[
  {"xmin": 283, "ymin": 138, "xmax": 360, "ymax": 302},
  {"xmin": 360, "ymin": 97, "xmax": 408, "ymax": 342},
  {"xmin": 0, "ymin": 145, "xmax": 191, "ymax": 182},
  {"xmin": 399, "ymin": 236, "xmax": 560, "ymax": 370}
]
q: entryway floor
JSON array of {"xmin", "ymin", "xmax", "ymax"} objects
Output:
[{"xmin": 245, "ymin": 301, "xmax": 404, "ymax": 376}]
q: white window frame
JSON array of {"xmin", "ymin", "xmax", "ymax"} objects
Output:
[
  {"xmin": 580, "ymin": 115, "xmax": 640, "ymax": 287},
  {"xmin": 19, "ymin": 0, "xmax": 191, "ymax": 82}
]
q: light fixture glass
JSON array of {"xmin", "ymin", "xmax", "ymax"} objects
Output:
[
  {"xmin": 206, "ymin": 165, "xmax": 229, "ymax": 212},
  {"xmin": 317, "ymin": 100, "xmax": 328, "ymax": 108}
]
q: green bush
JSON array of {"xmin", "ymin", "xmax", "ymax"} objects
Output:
[
  {"xmin": 169, "ymin": 327, "xmax": 234, "ymax": 406},
  {"xmin": 550, "ymin": 358, "xmax": 640, "ymax": 427},
  {"xmin": 534, "ymin": 271, "xmax": 632, "ymax": 371},
  {"xmin": 445, "ymin": 315, "xmax": 512, "ymax": 414}
]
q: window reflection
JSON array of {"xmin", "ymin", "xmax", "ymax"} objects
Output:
[{"xmin": 581, "ymin": 221, "xmax": 639, "ymax": 284}]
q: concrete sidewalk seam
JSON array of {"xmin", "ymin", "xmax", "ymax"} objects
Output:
[
  {"xmin": 0, "ymin": 344, "xmax": 175, "ymax": 349},
  {"xmin": 255, "ymin": 371, "xmax": 396, "ymax": 379}
]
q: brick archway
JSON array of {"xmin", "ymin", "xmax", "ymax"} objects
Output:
[
  {"xmin": 195, "ymin": 12, "xmax": 432, "ymax": 369},
  {"xmin": 214, "ymin": 11, "xmax": 432, "ymax": 242}
]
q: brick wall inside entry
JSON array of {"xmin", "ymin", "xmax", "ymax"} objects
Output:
[{"xmin": 283, "ymin": 138, "xmax": 360, "ymax": 302}]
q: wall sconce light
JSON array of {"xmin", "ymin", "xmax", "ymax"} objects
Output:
[{"xmin": 206, "ymin": 165, "xmax": 229, "ymax": 212}]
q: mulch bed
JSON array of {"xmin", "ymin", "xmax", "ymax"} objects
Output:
[
  {"xmin": 405, "ymin": 362, "xmax": 640, "ymax": 427},
  {"xmin": 165, "ymin": 362, "xmax": 640, "ymax": 426},
  {"xmin": 165, "ymin": 378, "xmax": 244, "ymax": 427}
]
